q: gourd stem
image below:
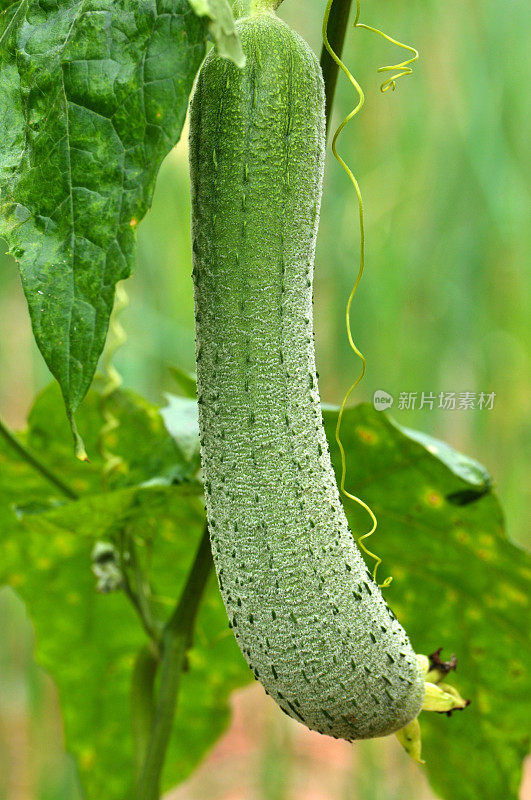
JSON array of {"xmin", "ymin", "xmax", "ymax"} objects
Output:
[
  {"xmin": 250, "ymin": 0, "xmax": 283, "ymax": 13},
  {"xmin": 135, "ymin": 525, "xmax": 213, "ymax": 800},
  {"xmin": 0, "ymin": 417, "xmax": 78, "ymax": 500},
  {"xmin": 320, "ymin": 0, "xmax": 354, "ymax": 133}
]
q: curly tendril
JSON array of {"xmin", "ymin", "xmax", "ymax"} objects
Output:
[
  {"xmin": 322, "ymin": 0, "xmax": 418, "ymax": 588},
  {"xmin": 353, "ymin": 5, "xmax": 419, "ymax": 94}
]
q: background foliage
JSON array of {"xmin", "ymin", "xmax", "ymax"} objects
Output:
[
  {"xmin": 0, "ymin": 0, "xmax": 529, "ymax": 797},
  {"xmin": 1, "ymin": 384, "xmax": 528, "ymax": 800}
]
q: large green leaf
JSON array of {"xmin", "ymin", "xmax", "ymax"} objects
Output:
[
  {"xmin": 0, "ymin": 485, "xmax": 250, "ymax": 799},
  {"xmin": 0, "ymin": 384, "xmax": 250, "ymax": 800},
  {"xmin": 323, "ymin": 404, "xmax": 530, "ymax": 800},
  {"xmin": 0, "ymin": 0, "xmax": 206, "ymax": 429}
]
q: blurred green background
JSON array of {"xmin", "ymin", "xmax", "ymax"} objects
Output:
[{"xmin": 0, "ymin": 0, "xmax": 529, "ymax": 796}]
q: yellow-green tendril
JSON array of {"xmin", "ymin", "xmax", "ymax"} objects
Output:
[
  {"xmin": 322, "ymin": 0, "xmax": 417, "ymax": 588},
  {"xmin": 98, "ymin": 282, "xmax": 129, "ymax": 485},
  {"xmin": 354, "ymin": 8, "xmax": 419, "ymax": 94}
]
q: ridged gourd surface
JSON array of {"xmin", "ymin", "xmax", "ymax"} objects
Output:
[{"xmin": 189, "ymin": 12, "xmax": 424, "ymax": 740}]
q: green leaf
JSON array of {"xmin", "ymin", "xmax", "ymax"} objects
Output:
[
  {"xmin": 160, "ymin": 393, "xmax": 200, "ymax": 464},
  {"xmin": 323, "ymin": 404, "xmax": 530, "ymax": 800},
  {"xmin": 187, "ymin": 0, "xmax": 245, "ymax": 67},
  {"xmin": 0, "ymin": 0, "xmax": 206, "ymax": 427},
  {"xmin": 25, "ymin": 382, "xmax": 200, "ymax": 492},
  {"xmin": 169, "ymin": 365, "xmax": 198, "ymax": 399},
  {"xmin": 0, "ymin": 425, "xmax": 66, "ymax": 536},
  {"xmin": 0, "ymin": 486, "xmax": 250, "ymax": 800},
  {"xmin": 0, "ymin": 386, "xmax": 250, "ymax": 800}
]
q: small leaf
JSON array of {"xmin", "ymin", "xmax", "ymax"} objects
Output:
[
  {"xmin": 188, "ymin": 0, "xmax": 245, "ymax": 67},
  {"xmin": 0, "ymin": 0, "xmax": 206, "ymax": 433},
  {"xmin": 422, "ymin": 682, "xmax": 469, "ymax": 713},
  {"xmin": 160, "ymin": 393, "xmax": 201, "ymax": 463},
  {"xmin": 169, "ymin": 365, "xmax": 198, "ymax": 399},
  {"xmin": 395, "ymin": 423, "xmax": 491, "ymax": 489},
  {"xmin": 396, "ymin": 718, "xmax": 424, "ymax": 764}
]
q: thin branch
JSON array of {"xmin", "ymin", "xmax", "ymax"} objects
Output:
[
  {"xmin": 122, "ymin": 568, "xmax": 161, "ymax": 646},
  {"xmin": 135, "ymin": 526, "xmax": 213, "ymax": 800},
  {"xmin": 118, "ymin": 530, "xmax": 161, "ymax": 646},
  {"xmin": 130, "ymin": 534, "xmax": 161, "ymax": 642},
  {"xmin": 320, "ymin": 0, "xmax": 354, "ymax": 134},
  {"xmin": 0, "ymin": 417, "xmax": 79, "ymax": 500}
]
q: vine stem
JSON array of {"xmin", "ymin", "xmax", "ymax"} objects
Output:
[
  {"xmin": 135, "ymin": 526, "xmax": 213, "ymax": 800},
  {"xmin": 319, "ymin": 0, "xmax": 354, "ymax": 133},
  {"xmin": 249, "ymin": 0, "xmax": 284, "ymax": 12},
  {"xmin": 0, "ymin": 417, "xmax": 79, "ymax": 500},
  {"xmin": 131, "ymin": 645, "xmax": 159, "ymax": 779}
]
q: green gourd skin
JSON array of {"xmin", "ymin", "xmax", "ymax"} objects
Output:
[{"xmin": 189, "ymin": 11, "xmax": 424, "ymax": 740}]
